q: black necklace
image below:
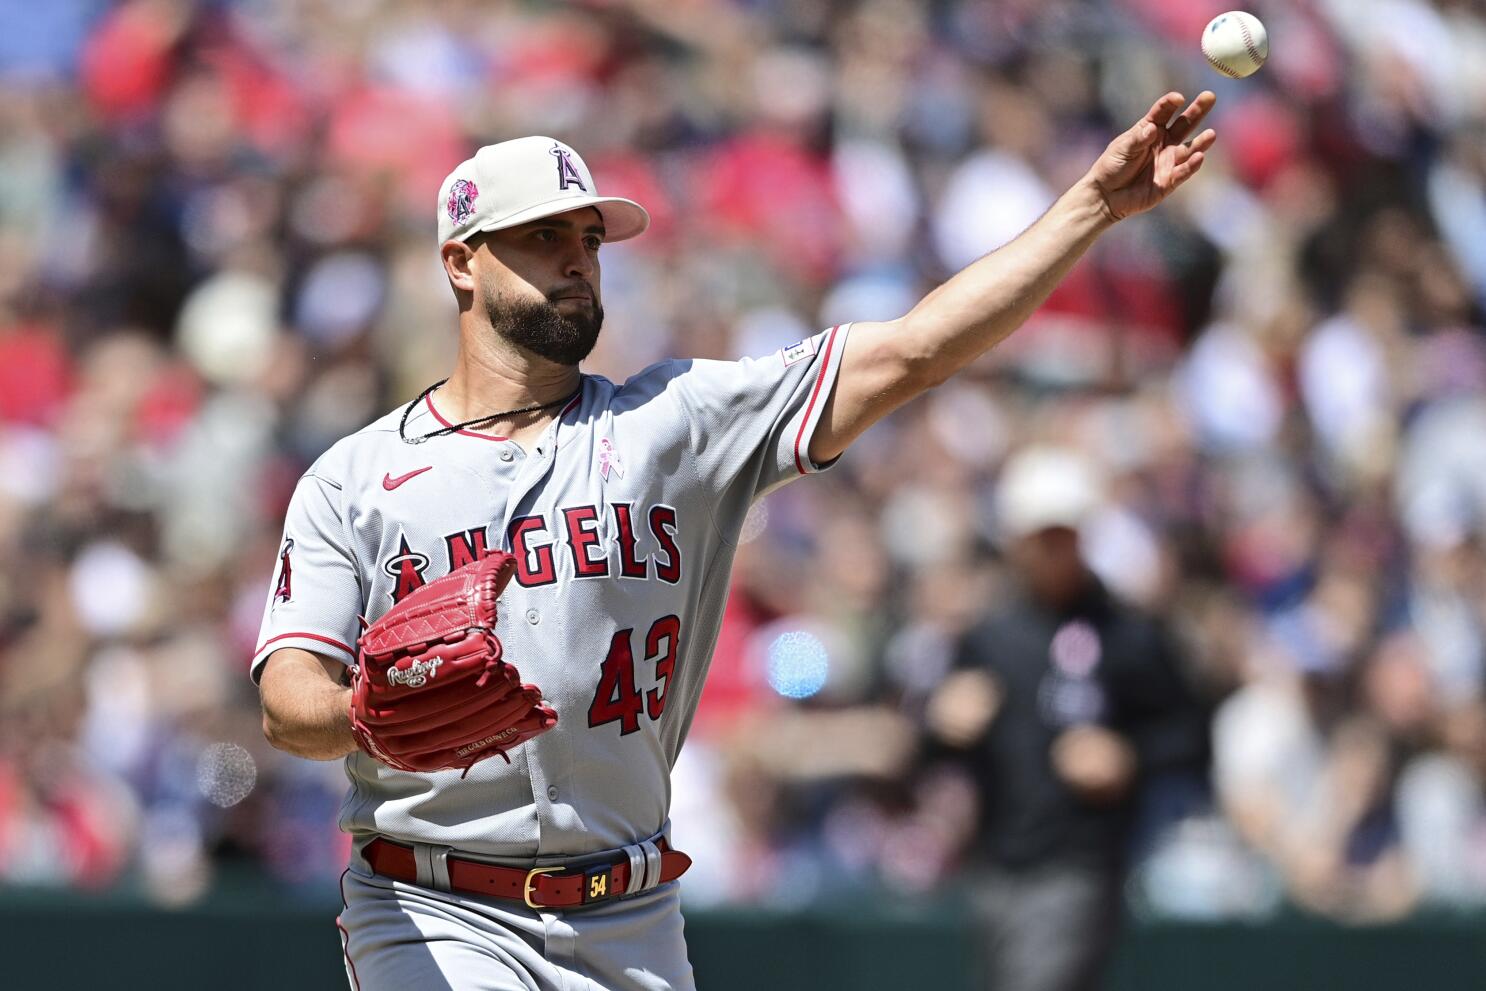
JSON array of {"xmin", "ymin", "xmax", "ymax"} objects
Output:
[{"xmin": 397, "ymin": 378, "xmax": 582, "ymax": 445}]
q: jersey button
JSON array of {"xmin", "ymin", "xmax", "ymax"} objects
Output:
[
  {"xmin": 499, "ymin": 448, "xmax": 515, "ymax": 463},
  {"xmin": 546, "ymin": 786, "xmax": 559, "ymax": 801},
  {"xmin": 525, "ymin": 608, "xmax": 540, "ymax": 625}
]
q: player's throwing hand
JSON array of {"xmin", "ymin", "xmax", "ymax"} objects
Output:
[{"xmin": 1088, "ymin": 91, "xmax": 1218, "ymax": 223}]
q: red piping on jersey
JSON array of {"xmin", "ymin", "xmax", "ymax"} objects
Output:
[
  {"xmin": 553, "ymin": 392, "xmax": 582, "ymax": 452},
  {"xmin": 793, "ymin": 325, "xmax": 841, "ymax": 475},
  {"xmin": 424, "ymin": 394, "xmax": 510, "ymax": 442},
  {"xmin": 338, "ymin": 870, "xmax": 362, "ymax": 991},
  {"xmin": 256, "ymin": 631, "xmax": 355, "ymax": 658},
  {"xmin": 337, "ymin": 919, "xmax": 358, "ymax": 990}
]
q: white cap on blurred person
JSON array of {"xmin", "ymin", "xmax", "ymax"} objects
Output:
[
  {"xmin": 995, "ymin": 446, "xmax": 1104, "ymax": 541},
  {"xmin": 436, "ymin": 136, "xmax": 649, "ymax": 246}
]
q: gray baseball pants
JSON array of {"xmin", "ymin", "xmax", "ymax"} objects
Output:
[{"xmin": 337, "ymin": 868, "xmax": 696, "ymax": 991}]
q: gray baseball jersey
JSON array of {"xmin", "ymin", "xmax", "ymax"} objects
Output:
[{"xmin": 254, "ymin": 323, "xmax": 851, "ymax": 859}]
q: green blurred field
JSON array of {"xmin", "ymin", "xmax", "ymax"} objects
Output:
[{"xmin": 7, "ymin": 879, "xmax": 1486, "ymax": 990}]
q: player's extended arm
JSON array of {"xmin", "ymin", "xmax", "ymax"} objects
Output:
[
  {"xmin": 809, "ymin": 91, "xmax": 1216, "ymax": 465},
  {"xmin": 259, "ymin": 647, "xmax": 359, "ymax": 760}
]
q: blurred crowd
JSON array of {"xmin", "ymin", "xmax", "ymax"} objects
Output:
[{"xmin": 4, "ymin": 0, "xmax": 1486, "ymax": 926}]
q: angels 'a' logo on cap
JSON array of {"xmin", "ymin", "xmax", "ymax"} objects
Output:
[
  {"xmin": 550, "ymin": 143, "xmax": 588, "ymax": 192},
  {"xmin": 446, "ymin": 178, "xmax": 480, "ymax": 225}
]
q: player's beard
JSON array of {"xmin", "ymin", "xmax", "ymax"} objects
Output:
[{"xmin": 482, "ymin": 285, "xmax": 604, "ymax": 367}]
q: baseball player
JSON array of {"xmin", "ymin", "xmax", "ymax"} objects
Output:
[{"xmin": 256, "ymin": 92, "xmax": 1217, "ymax": 990}]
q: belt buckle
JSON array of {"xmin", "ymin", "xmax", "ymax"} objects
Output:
[{"xmin": 523, "ymin": 866, "xmax": 563, "ymax": 909}]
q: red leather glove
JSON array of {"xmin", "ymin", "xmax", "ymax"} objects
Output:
[{"xmin": 349, "ymin": 552, "xmax": 557, "ymax": 775}]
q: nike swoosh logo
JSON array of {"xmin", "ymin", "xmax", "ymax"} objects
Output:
[{"xmin": 383, "ymin": 466, "xmax": 433, "ymax": 491}]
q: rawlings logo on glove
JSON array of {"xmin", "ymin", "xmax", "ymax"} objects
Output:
[
  {"xmin": 349, "ymin": 552, "xmax": 558, "ymax": 775},
  {"xmin": 387, "ymin": 658, "xmax": 443, "ymax": 688}
]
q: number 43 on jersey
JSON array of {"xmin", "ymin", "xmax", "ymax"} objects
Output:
[{"xmin": 587, "ymin": 615, "xmax": 681, "ymax": 735}]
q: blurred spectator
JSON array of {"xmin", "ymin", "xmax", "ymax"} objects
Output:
[{"xmin": 926, "ymin": 447, "xmax": 1208, "ymax": 991}]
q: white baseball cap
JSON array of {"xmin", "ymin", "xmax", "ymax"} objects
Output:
[
  {"xmin": 436, "ymin": 136, "xmax": 650, "ymax": 246},
  {"xmin": 995, "ymin": 446, "xmax": 1105, "ymax": 541}
]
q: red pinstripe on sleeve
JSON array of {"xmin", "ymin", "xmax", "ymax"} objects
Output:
[
  {"xmin": 256, "ymin": 631, "xmax": 356, "ymax": 657},
  {"xmin": 793, "ymin": 324, "xmax": 842, "ymax": 475},
  {"xmin": 252, "ymin": 632, "xmax": 358, "ymax": 682}
]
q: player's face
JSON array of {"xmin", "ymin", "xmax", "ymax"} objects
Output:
[{"xmin": 470, "ymin": 207, "xmax": 606, "ymax": 365}]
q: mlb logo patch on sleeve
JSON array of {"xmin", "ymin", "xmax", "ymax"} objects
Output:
[{"xmin": 781, "ymin": 338, "xmax": 817, "ymax": 367}]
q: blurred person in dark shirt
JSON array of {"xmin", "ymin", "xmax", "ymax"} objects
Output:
[{"xmin": 927, "ymin": 446, "xmax": 1208, "ymax": 991}]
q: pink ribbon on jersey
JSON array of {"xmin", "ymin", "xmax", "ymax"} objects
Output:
[{"xmin": 598, "ymin": 437, "xmax": 625, "ymax": 480}]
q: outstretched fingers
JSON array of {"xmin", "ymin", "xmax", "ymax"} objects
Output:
[
  {"xmin": 1112, "ymin": 118, "xmax": 1159, "ymax": 160},
  {"xmin": 1112, "ymin": 93, "xmax": 1198, "ymax": 165},
  {"xmin": 1143, "ymin": 91, "xmax": 1187, "ymax": 128},
  {"xmin": 1170, "ymin": 129, "xmax": 1217, "ymax": 164},
  {"xmin": 1185, "ymin": 128, "xmax": 1218, "ymax": 154},
  {"xmin": 1170, "ymin": 150, "xmax": 1208, "ymax": 187},
  {"xmin": 1156, "ymin": 126, "xmax": 1216, "ymax": 189},
  {"xmin": 1167, "ymin": 91, "xmax": 1217, "ymax": 144}
]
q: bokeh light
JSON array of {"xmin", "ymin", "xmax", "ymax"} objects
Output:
[
  {"xmin": 766, "ymin": 630, "xmax": 830, "ymax": 700},
  {"xmin": 196, "ymin": 742, "xmax": 257, "ymax": 809},
  {"xmin": 739, "ymin": 499, "xmax": 770, "ymax": 544}
]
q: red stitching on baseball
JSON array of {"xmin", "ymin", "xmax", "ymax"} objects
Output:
[
  {"xmin": 1237, "ymin": 17, "xmax": 1262, "ymax": 67},
  {"xmin": 1205, "ymin": 48, "xmax": 1242, "ymax": 78}
]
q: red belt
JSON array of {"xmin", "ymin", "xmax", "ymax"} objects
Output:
[{"xmin": 363, "ymin": 837, "xmax": 692, "ymax": 910}]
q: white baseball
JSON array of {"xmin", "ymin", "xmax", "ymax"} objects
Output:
[{"xmin": 1201, "ymin": 11, "xmax": 1269, "ymax": 79}]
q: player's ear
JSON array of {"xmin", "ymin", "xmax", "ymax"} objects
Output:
[{"xmin": 441, "ymin": 239, "xmax": 478, "ymax": 294}]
